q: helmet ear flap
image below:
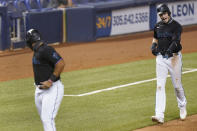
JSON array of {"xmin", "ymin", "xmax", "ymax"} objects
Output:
[
  {"xmin": 32, "ymin": 30, "xmax": 41, "ymax": 42},
  {"xmin": 168, "ymin": 11, "xmax": 171, "ymax": 16}
]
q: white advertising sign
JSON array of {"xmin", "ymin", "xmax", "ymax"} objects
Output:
[{"xmin": 111, "ymin": 6, "xmax": 150, "ymax": 36}]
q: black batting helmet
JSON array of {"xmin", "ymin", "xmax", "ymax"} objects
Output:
[
  {"xmin": 26, "ymin": 29, "xmax": 41, "ymax": 49},
  {"xmin": 157, "ymin": 4, "xmax": 171, "ymax": 16}
]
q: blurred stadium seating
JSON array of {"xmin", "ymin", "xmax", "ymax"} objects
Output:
[
  {"xmin": 2, "ymin": 0, "xmax": 124, "ymax": 12},
  {"xmin": 72, "ymin": 0, "xmax": 117, "ymax": 5},
  {"xmin": 0, "ymin": 0, "xmax": 7, "ymax": 6},
  {"xmin": 39, "ymin": 0, "xmax": 51, "ymax": 8},
  {"xmin": 14, "ymin": 0, "xmax": 28, "ymax": 12},
  {"xmin": 25, "ymin": 0, "xmax": 41, "ymax": 10}
]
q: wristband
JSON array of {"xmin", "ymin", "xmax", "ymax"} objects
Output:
[
  {"xmin": 151, "ymin": 42, "xmax": 157, "ymax": 50},
  {"xmin": 49, "ymin": 74, "xmax": 57, "ymax": 82},
  {"xmin": 48, "ymin": 79, "xmax": 53, "ymax": 83}
]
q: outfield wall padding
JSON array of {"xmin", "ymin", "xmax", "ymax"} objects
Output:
[
  {"xmin": 25, "ymin": 9, "xmax": 63, "ymax": 44},
  {"xmin": 0, "ymin": 7, "xmax": 11, "ymax": 50},
  {"xmin": 66, "ymin": 7, "xmax": 96, "ymax": 42}
]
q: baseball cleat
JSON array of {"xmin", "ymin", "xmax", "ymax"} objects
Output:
[
  {"xmin": 151, "ymin": 116, "xmax": 164, "ymax": 124},
  {"xmin": 180, "ymin": 107, "xmax": 187, "ymax": 120}
]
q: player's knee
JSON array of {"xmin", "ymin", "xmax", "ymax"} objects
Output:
[
  {"xmin": 157, "ymin": 86, "xmax": 162, "ymax": 90},
  {"xmin": 156, "ymin": 85, "xmax": 165, "ymax": 91}
]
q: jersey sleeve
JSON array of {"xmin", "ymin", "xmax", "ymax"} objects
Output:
[
  {"xmin": 169, "ymin": 23, "xmax": 182, "ymax": 52},
  {"xmin": 42, "ymin": 46, "xmax": 62, "ymax": 65},
  {"xmin": 172, "ymin": 23, "xmax": 182, "ymax": 42},
  {"xmin": 153, "ymin": 25, "xmax": 158, "ymax": 39}
]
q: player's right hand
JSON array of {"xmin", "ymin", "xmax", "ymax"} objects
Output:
[
  {"xmin": 151, "ymin": 43, "xmax": 158, "ymax": 56},
  {"xmin": 40, "ymin": 81, "xmax": 52, "ymax": 89}
]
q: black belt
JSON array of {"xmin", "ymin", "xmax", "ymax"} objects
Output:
[{"xmin": 159, "ymin": 51, "xmax": 179, "ymax": 56}]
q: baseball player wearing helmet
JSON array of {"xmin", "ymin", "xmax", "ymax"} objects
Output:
[
  {"xmin": 151, "ymin": 4, "xmax": 187, "ymax": 124},
  {"xmin": 26, "ymin": 29, "xmax": 65, "ymax": 131}
]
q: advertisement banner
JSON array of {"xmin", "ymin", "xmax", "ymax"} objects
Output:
[
  {"xmin": 96, "ymin": 12, "xmax": 112, "ymax": 38},
  {"xmin": 111, "ymin": 6, "xmax": 150, "ymax": 36},
  {"xmin": 157, "ymin": 1, "xmax": 197, "ymax": 25}
]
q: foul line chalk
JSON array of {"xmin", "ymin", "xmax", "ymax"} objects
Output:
[{"xmin": 64, "ymin": 68, "xmax": 197, "ymax": 97}]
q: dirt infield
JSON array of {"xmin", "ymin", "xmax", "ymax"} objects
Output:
[
  {"xmin": 0, "ymin": 25, "xmax": 197, "ymax": 130},
  {"xmin": 134, "ymin": 114, "xmax": 197, "ymax": 131}
]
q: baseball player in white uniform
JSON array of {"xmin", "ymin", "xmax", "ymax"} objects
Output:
[
  {"xmin": 26, "ymin": 29, "xmax": 65, "ymax": 131},
  {"xmin": 150, "ymin": 4, "xmax": 187, "ymax": 123}
]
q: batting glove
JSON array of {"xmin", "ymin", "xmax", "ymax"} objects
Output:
[{"xmin": 151, "ymin": 43, "xmax": 158, "ymax": 56}]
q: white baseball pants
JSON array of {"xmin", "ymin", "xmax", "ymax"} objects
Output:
[
  {"xmin": 155, "ymin": 52, "xmax": 187, "ymax": 118},
  {"xmin": 35, "ymin": 80, "xmax": 64, "ymax": 131}
]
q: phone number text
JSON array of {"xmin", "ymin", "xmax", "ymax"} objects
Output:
[{"xmin": 112, "ymin": 12, "xmax": 149, "ymax": 26}]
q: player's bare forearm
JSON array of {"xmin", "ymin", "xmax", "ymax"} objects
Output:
[
  {"xmin": 40, "ymin": 59, "xmax": 65, "ymax": 89},
  {"xmin": 152, "ymin": 38, "xmax": 158, "ymax": 44},
  {"xmin": 53, "ymin": 59, "xmax": 65, "ymax": 77}
]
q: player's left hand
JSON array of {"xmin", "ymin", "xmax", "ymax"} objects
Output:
[
  {"xmin": 163, "ymin": 50, "xmax": 173, "ymax": 59},
  {"xmin": 151, "ymin": 43, "xmax": 158, "ymax": 56},
  {"xmin": 40, "ymin": 81, "xmax": 52, "ymax": 89}
]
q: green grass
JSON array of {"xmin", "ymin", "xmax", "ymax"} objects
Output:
[{"xmin": 0, "ymin": 52, "xmax": 197, "ymax": 131}]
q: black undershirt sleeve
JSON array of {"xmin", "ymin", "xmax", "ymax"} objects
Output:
[{"xmin": 168, "ymin": 24, "xmax": 182, "ymax": 53}]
